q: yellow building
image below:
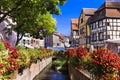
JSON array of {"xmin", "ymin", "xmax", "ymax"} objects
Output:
[{"xmin": 79, "ymin": 8, "xmax": 97, "ymax": 49}]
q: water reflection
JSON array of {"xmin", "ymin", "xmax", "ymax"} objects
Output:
[
  {"xmin": 34, "ymin": 64, "xmax": 69, "ymax": 80},
  {"xmin": 49, "ymin": 71, "xmax": 67, "ymax": 80}
]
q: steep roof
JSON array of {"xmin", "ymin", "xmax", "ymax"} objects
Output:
[
  {"xmin": 97, "ymin": 2, "xmax": 120, "ymax": 12},
  {"xmin": 106, "ymin": 9, "xmax": 120, "ymax": 17},
  {"xmin": 71, "ymin": 19, "xmax": 78, "ymax": 24},
  {"xmin": 105, "ymin": 2, "xmax": 120, "ymax": 17},
  {"xmin": 71, "ymin": 19, "xmax": 78, "ymax": 30},
  {"xmin": 88, "ymin": 1, "xmax": 120, "ymax": 23},
  {"xmin": 82, "ymin": 8, "xmax": 97, "ymax": 16}
]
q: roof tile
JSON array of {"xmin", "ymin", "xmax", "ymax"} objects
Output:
[{"xmin": 71, "ymin": 19, "xmax": 79, "ymax": 30}]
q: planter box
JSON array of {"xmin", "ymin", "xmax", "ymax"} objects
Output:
[
  {"xmin": 15, "ymin": 57, "xmax": 52, "ymax": 80},
  {"xmin": 68, "ymin": 63, "xmax": 93, "ymax": 80}
]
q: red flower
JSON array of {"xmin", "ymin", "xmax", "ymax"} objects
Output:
[
  {"xmin": 66, "ymin": 48, "xmax": 76, "ymax": 56},
  {"xmin": 0, "ymin": 63, "xmax": 4, "ymax": 68},
  {"xmin": 90, "ymin": 48, "xmax": 120, "ymax": 79},
  {"xmin": 3, "ymin": 41, "xmax": 11, "ymax": 49},
  {"xmin": 76, "ymin": 46, "xmax": 88, "ymax": 60}
]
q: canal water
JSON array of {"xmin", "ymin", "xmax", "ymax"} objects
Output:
[{"xmin": 33, "ymin": 63, "xmax": 69, "ymax": 80}]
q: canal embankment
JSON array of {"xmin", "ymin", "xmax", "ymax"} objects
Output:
[{"xmin": 33, "ymin": 56, "xmax": 69, "ymax": 80}]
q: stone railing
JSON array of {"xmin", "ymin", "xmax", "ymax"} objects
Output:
[
  {"xmin": 15, "ymin": 57, "xmax": 52, "ymax": 80},
  {"xmin": 68, "ymin": 63, "xmax": 94, "ymax": 80}
]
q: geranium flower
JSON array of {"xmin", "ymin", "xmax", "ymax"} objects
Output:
[
  {"xmin": 76, "ymin": 46, "xmax": 88, "ymax": 60},
  {"xmin": 66, "ymin": 48, "xmax": 76, "ymax": 56},
  {"xmin": 90, "ymin": 48, "xmax": 120, "ymax": 79}
]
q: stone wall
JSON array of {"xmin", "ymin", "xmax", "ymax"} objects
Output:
[
  {"xmin": 68, "ymin": 63, "xmax": 93, "ymax": 80},
  {"xmin": 15, "ymin": 57, "xmax": 52, "ymax": 80}
]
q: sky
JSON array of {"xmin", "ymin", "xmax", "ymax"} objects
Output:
[{"xmin": 53, "ymin": 0, "xmax": 105, "ymax": 36}]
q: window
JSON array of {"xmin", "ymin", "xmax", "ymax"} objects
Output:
[
  {"xmin": 107, "ymin": 35, "xmax": 110, "ymax": 39},
  {"xmin": 91, "ymin": 24, "xmax": 93, "ymax": 30},
  {"xmin": 104, "ymin": 32, "xmax": 106, "ymax": 35},
  {"xmin": 23, "ymin": 39, "xmax": 25, "ymax": 44},
  {"xmin": 110, "ymin": 23, "xmax": 112, "ymax": 26},
  {"xmin": 117, "ymin": 23, "xmax": 120, "ymax": 26},
  {"xmin": 93, "ymin": 23, "xmax": 96, "ymax": 29},
  {"xmin": 117, "ymin": 31, "xmax": 119, "ymax": 35},
  {"xmin": 104, "ymin": 35, "xmax": 106, "ymax": 39},
  {"xmin": 107, "ymin": 26, "xmax": 110, "ymax": 30},
  {"xmin": 110, "ymin": 31, "xmax": 112, "ymax": 35},
  {"xmin": 87, "ymin": 37, "xmax": 90, "ymax": 44},
  {"xmin": 117, "ymin": 19, "xmax": 120, "ymax": 22},
  {"xmin": 73, "ymin": 31, "xmax": 79, "ymax": 36},
  {"xmin": 91, "ymin": 34, "xmax": 93, "ymax": 41},
  {"xmin": 27, "ymin": 40, "xmax": 30, "ymax": 45},
  {"xmin": 99, "ymin": 21, "xmax": 103, "ymax": 27},
  {"xmin": 80, "ymin": 28, "xmax": 84, "ymax": 34},
  {"xmin": 105, "ymin": 22, "xmax": 110, "ymax": 26},
  {"xmin": 110, "ymin": 36, "xmax": 112, "ymax": 39},
  {"xmin": 114, "ymin": 27, "xmax": 117, "ymax": 30},
  {"xmin": 92, "ymin": 33, "xmax": 97, "ymax": 41},
  {"xmin": 117, "ymin": 36, "xmax": 119, "ymax": 38},
  {"xmin": 99, "ymin": 32, "xmax": 104, "ymax": 40},
  {"xmin": 81, "ymin": 18, "xmax": 83, "ymax": 23},
  {"xmin": 113, "ymin": 23, "xmax": 117, "ymax": 26},
  {"xmin": 113, "ymin": 36, "xmax": 116, "ymax": 39},
  {"xmin": 96, "ymin": 22, "xmax": 98, "ymax": 28},
  {"xmin": 113, "ymin": 31, "xmax": 116, "ymax": 35},
  {"xmin": 113, "ymin": 19, "xmax": 116, "ymax": 22},
  {"xmin": 118, "ymin": 27, "xmax": 120, "ymax": 30},
  {"xmin": 57, "ymin": 43, "xmax": 60, "ymax": 46}
]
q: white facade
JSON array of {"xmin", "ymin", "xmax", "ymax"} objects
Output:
[
  {"xmin": 45, "ymin": 32, "xmax": 64, "ymax": 48},
  {"xmin": 19, "ymin": 33, "xmax": 44, "ymax": 48},
  {"xmin": 52, "ymin": 35, "xmax": 64, "ymax": 47}
]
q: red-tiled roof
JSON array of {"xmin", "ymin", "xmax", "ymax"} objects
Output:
[
  {"xmin": 82, "ymin": 8, "xmax": 97, "ymax": 15},
  {"xmin": 106, "ymin": 9, "xmax": 120, "ymax": 17},
  {"xmin": 71, "ymin": 19, "xmax": 78, "ymax": 30},
  {"xmin": 106, "ymin": 2, "xmax": 120, "ymax": 8},
  {"xmin": 71, "ymin": 19, "xmax": 78, "ymax": 24},
  {"xmin": 96, "ymin": 2, "xmax": 120, "ymax": 12},
  {"xmin": 88, "ymin": 2, "xmax": 120, "ymax": 23}
]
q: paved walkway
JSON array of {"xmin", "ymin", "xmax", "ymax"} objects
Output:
[{"xmin": 33, "ymin": 63, "xmax": 69, "ymax": 80}]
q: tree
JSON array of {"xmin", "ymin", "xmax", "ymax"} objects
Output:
[
  {"xmin": 0, "ymin": 0, "xmax": 66, "ymax": 45},
  {"xmin": 0, "ymin": 0, "xmax": 66, "ymax": 22},
  {"xmin": 15, "ymin": 12, "xmax": 56, "ymax": 45},
  {"xmin": 32, "ymin": 12, "xmax": 56, "ymax": 39}
]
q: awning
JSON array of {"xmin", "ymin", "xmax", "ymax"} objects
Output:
[{"xmin": 105, "ymin": 39, "xmax": 120, "ymax": 44}]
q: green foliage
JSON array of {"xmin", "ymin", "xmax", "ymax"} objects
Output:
[
  {"xmin": 0, "ymin": 41, "xmax": 54, "ymax": 79},
  {"xmin": 69, "ymin": 56, "xmax": 80, "ymax": 67},
  {"xmin": 31, "ymin": 12, "xmax": 56, "ymax": 39},
  {"xmin": 52, "ymin": 59, "xmax": 66, "ymax": 67},
  {"xmin": 0, "ymin": 0, "xmax": 66, "ymax": 45},
  {"xmin": 0, "ymin": 41, "xmax": 6, "ymax": 51},
  {"xmin": 0, "ymin": 41, "xmax": 8, "ymax": 58}
]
